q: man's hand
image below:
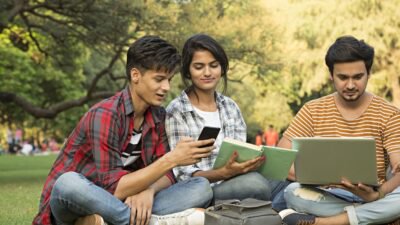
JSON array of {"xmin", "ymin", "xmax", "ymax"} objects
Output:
[
  {"xmin": 332, "ymin": 178, "xmax": 379, "ymax": 202},
  {"xmin": 166, "ymin": 137, "xmax": 215, "ymax": 166},
  {"xmin": 220, "ymin": 151, "xmax": 265, "ymax": 179},
  {"xmin": 125, "ymin": 188, "xmax": 155, "ymax": 225}
]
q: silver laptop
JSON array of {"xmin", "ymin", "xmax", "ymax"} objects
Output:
[{"xmin": 293, "ymin": 137, "xmax": 378, "ymax": 186}]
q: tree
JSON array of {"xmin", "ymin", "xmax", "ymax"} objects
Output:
[
  {"xmin": 0, "ymin": 0, "xmax": 136, "ymax": 120},
  {"xmin": 1, "ymin": 0, "xmax": 284, "ymax": 141},
  {"xmin": 264, "ymin": 0, "xmax": 400, "ymax": 112}
]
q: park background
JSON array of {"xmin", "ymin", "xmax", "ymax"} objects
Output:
[{"xmin": 0, "ymin": 0, "xmax": 399, "ymax": 224}]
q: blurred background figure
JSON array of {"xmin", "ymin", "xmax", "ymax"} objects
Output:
[
  {"xmin": 14, "ymin": 127, "xmax": 23, "ymax": 144},
  {"xmin": 255, "ymin": 129, "xmax": 264, "ymax": 146},
  {"xmin": 40, "ymin": 139, "xmax": 49, "ymax": 152},
  {"xmin": 48, "ymin": 137, "xmax": 59, "ymax": 152},
  {"xmin": 264, "ymin": 125, "xmax": 279, "ymax": 146},
  {"xmin": 6, "ymin": 128, "xmax": 13, "ymax": 149},
  {"xmin": 21, "ymin": 139, "xmax": 34, "ymax": 155}
]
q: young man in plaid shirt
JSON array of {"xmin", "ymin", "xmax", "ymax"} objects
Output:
[{"xmin": 33, "ymin": 36, "xmax": 215, "ymax": 225}]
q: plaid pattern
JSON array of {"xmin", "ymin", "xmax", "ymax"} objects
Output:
[
  {"xmin": 166, "ymin": 90, "xmax": 246, "ymax": 183},
  {"xmin": 33, "ymin": 87, "xmax": 173, "ymax": 225}
]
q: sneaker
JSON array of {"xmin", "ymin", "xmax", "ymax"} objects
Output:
[
  {"xmin": 149, "ymin": 208, "xmax": 204, "ymax": 225},
  {"xmin": 75, "ymin": 214, "xmax": 107, "ymax": 225},
  {"xmin": 279, "ymin": 209, "xmax": 315, "ymax": 225}
]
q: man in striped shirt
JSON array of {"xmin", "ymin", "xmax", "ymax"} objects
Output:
[
  {"xmin": 279, "ymin": 36, "xmax": 400, "ymax": 225},
  {"xmin": 33, "ymin": 36, "xmax": 215, "ymax": 225}
]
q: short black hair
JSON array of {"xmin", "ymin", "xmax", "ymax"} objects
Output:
[
  {"xmin": 325, "ymin": 35, "xmax": 374, "ymax": 75},
  {"xmin": 181, "ymin": 34, "xmax": 229, "ymax": 93},
  {"xmin": 126, "ymin": 35, "xmax": 181, "ymax": 80}
]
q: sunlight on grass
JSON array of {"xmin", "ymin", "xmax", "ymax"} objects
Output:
[{"xmin": 0, "ymin": 155, "xmax": 57, "ymax": 225}]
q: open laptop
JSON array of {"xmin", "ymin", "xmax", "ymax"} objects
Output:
[{"xmin": 293, "ymin": 137, "xmax": 379, "ymax": 186}]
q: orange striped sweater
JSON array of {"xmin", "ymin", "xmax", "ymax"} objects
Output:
[{"xmin": 283, "ymin": 94, "xmax": 400, "ymax": 184}]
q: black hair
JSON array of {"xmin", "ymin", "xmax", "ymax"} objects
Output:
[
  {"xmin": 181, "ymin": 34, "xmax": 229, "ymax": 93},
  {"xmin": 126, "ymin": 35, "xmax": 181, "ymax": 80},
  {"xmin": 325, "ymin": 35, "xmax": 374, "ymax": 75}
]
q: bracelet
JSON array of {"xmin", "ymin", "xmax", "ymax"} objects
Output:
[{"xmin": 377, "ymin": 188, "xmax": 385, "ymax": 200}]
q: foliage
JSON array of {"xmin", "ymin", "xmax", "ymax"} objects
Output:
[
  {"xmin": 1, "ymin": 0, "xmax": 400, "ymax": 141},
  {"xmin": 266, "ymin": 0, "xmax": 400, "ymax": 110},
  {"xmin": 1, "ymin": 0, "xmax": 283, "ymax": 141},
  {"xmin": 0, "ymin": 0, "xmax": 138, "ymax": 137}
]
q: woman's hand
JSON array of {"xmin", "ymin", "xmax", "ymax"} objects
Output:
[{"xmin": 220, "ymin": 151, "xmax": 265, "ymax": 179}]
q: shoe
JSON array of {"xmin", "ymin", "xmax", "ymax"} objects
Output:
[
  {"xmin": 149, "ymin": 208, "xmax": 204, "ymax": 225},
  {"xmin": 279, "ymin": 209, "xmax": 315, "ymax": 225},
  {"xmin": 75, "ymin": 214, "xmax": 107, "ymax": 225}
]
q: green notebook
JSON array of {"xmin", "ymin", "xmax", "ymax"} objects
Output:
[{"xmin": 213, "ymin": 138, "xmax": 298, "ymax": 181}]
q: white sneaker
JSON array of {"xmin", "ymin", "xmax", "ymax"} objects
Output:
[{"xmin": 149, "ymin": 208, "xmax": 205, "ymax": 225}]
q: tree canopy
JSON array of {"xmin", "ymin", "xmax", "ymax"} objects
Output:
[{"xmin": 1, "ymin": 0, "xmax": 399, "ymax": 141}]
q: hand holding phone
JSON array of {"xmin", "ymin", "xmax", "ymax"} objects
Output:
[{"xmin": 198, "ymin": 126, "xmax": 221, "ymax": 147}]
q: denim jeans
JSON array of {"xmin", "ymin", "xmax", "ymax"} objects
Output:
[
  {"xmin": 50, "ymin": 171, "xmax": 213, "ymax": 225},
  {"xmin": 284, "ymin": 182, "xmax": 400, "ymax": 225},
  {"xmin": 212, "ymin": 172, "xmax": 290, "ymax": 211}
]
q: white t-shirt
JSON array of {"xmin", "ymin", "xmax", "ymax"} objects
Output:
[{"xmin": 193, "ymin": 107, "xmax": 224, "ymax": 149}]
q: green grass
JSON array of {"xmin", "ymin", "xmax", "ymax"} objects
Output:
[{"xmin": 0, "ymin": 154, "xmax": 57, "ymax": 225}]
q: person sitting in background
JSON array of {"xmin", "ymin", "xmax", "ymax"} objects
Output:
[
  {"xmin": 48, "ymin": 138, "xmax": 59, "ymax": 152},
  {"xmin": 40, "ymin": 139, "xmax": 49, "ymax": 152},
  {"xmin": 264, "ymin": 125, "xmax": 279, "ymax": 146},
  {"xmin": 255, "ymin": 130, "xmax": 264, "ymax": 146},
  {"xmin": 21, "ymin": 139, "xmax": 34, "ymax": 155}
]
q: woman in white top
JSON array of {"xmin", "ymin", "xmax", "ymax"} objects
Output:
[{"xmin": 166, "ymin": 34, "xmax": 289, "ymax": 206}]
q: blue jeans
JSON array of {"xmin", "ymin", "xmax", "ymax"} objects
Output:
[
  {"xmin": 50, "ymin": 172, "xmax": 213, "ymax": 225},
  {"xmin": 284, "ymin": 182, "xmax": 400, "ymax": 225},
  {"xmin": 212, "ymin": 172, "xmax": 290, "ymax": 211}
]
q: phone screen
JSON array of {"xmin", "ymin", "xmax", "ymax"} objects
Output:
[{"xmin": 198, "ymin": 126, "xmax": 221, "ymax": 147}]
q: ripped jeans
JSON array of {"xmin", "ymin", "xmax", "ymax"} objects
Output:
[{"xmin": 284, "ymin": 182, "xmax": 400, "ymax": 225}]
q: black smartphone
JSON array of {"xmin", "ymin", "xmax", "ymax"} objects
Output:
[{"xmin": 197, "ymin": 126, "xmax": 221, "ymax": 147}]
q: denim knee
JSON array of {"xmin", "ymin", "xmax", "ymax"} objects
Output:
[
  {"xmin": 240, "ymin": 172, "xmax": 271, "ymax": 199},
  {"xmin": 52, "ymin": 172, "xmax": 81, "ymax": 198},
  {"xmin": 283, "ymin": 182, "xmax": 301, "ymax": 201},
  {"xmin": 188, "ymin": 177, "xmax": 213, "ymax": 207},
  {"xmin": 51, "ymin": 171, "xmax": 93, "ymax": 205},
  {"xmin": 284, "ymin": 182, "xmax": 317, "ymax": 210}
]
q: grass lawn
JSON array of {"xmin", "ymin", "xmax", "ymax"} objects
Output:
[{"xmin": 0, "ymin": 154, "xmax": 57, "ymax": 225}]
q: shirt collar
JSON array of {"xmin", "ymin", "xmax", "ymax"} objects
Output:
[
  {"xmin": 124, "ymin": 86, "xmax": 161, "ymax": 127},
  {"xmin": 122, "ymin": 86, "xmax": 134, "ymax": 116},
  {"xmin": 178, "ymin": 89, "xmax": 225, "ymax": 113}
]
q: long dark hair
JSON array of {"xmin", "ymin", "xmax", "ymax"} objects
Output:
[{"xmin": 181, "ymin": 34, "xmax": 229, "ymax": 94}]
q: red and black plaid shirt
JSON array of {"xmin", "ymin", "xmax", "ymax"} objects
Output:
[{"xmin": 33, "ymin": 87, "xmax": 174, "ymax": 225}]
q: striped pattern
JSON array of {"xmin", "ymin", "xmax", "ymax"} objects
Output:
[
  {"xmin": 284, "ymin": 94, "xmax": 400, "ymax": 184},
  {"xmin": 121, "ymin": 129, "xmax": 142, "ymax": 167}
]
